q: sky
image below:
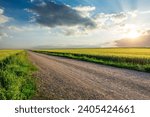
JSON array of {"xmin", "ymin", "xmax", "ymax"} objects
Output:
[{"xmin": 0, "ymin": 0, "xmax": 150, "ymax": 48}]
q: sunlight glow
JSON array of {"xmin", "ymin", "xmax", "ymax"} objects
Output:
[
  {"xmin": 127, "ymin": 30, "xmax": 140, "ymax": 39},
  {"xmin": 125, "ymin": 24, "xmax": 141, "ymax": 39}
]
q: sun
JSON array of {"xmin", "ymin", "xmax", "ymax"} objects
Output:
[
  {"xmin": 126, "ymin": 30, "xmax": 140, "ymax": 39},
  {"xmin": 124, "ymin": 24, "xmax": 141, "ymax": 39}
]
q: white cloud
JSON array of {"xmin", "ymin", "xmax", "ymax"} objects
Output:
[
  {"xmin": 27, "ymin": 3, "xmax": 143, "ymax": 36},
  {"xmin": 74, "ymin": 6, "xmax": 95, "ymax": 17},
  {"xmin": 0, "ymin": 24, "xmax": 52, "ymax": 41},
  {"xmin": 74, "ymin": 6, "xmax": 95, "ymax": 12},
  {"xmin": 140, "ymin": 10, "xmax": 150, "ymax": 14},
  {"xmin": 110, "ymin": 13, "xmax": 127, "ymax": 24},
  {"xmin": 60, "ymin": 26, "xmax": 90, "ymax": 36},
  {"xmin": 8, "ymin": 26, "xmax": 24, "ymax": 32},
  {"xmin": 49, "ymin": 10, "xmax": 138, "ymax": 36},
  {"xmin": 0, "ymin": 9, "xmax": 10, "ymax": 40},
  {"xmin": 0, "ymin": 32, "xmax": 9, "ymax": 39},
  {"xmin": 128, "ymin": 10, "xmax": 138, "ymax": 18},
  {"xmin": 92, "ymin": 10, "xmax": 147, "ymax": 33},
  {"xmin": 1, "ymin": 24, "xmax": 51, "ymax": 32},
  {"xmin": 0, "ymin": 9, "xmax": 9, "ymax": 24},
  {"xmin": 94, "ymin": 12, "xmax": 128, "ymax": 27}
]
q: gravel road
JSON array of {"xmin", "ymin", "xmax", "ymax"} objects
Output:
[{"xmin": 28, "ymin": 51, "xmax": 150, "ymax": 100}]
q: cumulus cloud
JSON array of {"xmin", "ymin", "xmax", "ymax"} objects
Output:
[
  {"xmin": 94, "ymin": 12, "xmax": 128, "ymax": 29},
  {"xmin": 115, "ymin": 30, "xmax": 150, "ymax": 47},
  {"xmin": 50, "ymin": 10, "xmax": 139, "ymax": 36},
  {"xmin": 110, "ymin": 13, "xmax": 128, "ymax": 24},
  {"xmin": 26, "ymin": 1, "xmax": 150, "ymax": 36},
  {"xmin": 0, "ymin": 9, "xmax": 9, "ymax": 24},
  {"xmin": 29, "ymin": 1, "xmax": 96, "ymax": 29}
]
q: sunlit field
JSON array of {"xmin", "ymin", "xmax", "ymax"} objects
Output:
[
  {"xmin": 0, "ymin": 50, "xmax": 22, "ymax": 60},
  {"xmin": 44, "ymin": 48, "xmax": 150, "ymax": 58},
  {"xmin": 35, "ymin": 48, "xmax": 150, "ymax": 72}
]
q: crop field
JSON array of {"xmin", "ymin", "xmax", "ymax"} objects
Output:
[
  {"xmin": 0, "ymin": 50, "xmax": 36, "ymax": 100},
  {"xmin": 35, "ymin": 48, "xmax": 150, "ymax": 72},
  {"xmin": 0, "ymin": 50, "xmax": 22, "ymax": 60}
]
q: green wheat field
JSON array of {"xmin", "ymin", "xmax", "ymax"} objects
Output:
[{"xmin": 35, "ymin": 48, "xmax": 150, "ymax": 72}]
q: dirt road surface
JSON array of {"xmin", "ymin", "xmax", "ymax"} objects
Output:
[{"xmin": 28, "ymin": 51, "xmax": 150, "ymax": 100}]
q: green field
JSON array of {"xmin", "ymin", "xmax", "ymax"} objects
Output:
[
  {"xmin": 0, "ymin": 50, "xmax": 36, "ymax": 100},
  {"xmin": 0, "ymin": 50, "xmax": 22, "ymax": 60},
  {"xmin": 35, "ymin": 48, "xmax": 150, "ymax": 72}
]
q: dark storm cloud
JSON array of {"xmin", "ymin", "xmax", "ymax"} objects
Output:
[
  {"xmin": 115, "ymin": 30, "xmax": 150, "ymax": 47},
  {"xmin": 29, "ymin": 1, "xmax": 96, "ymax": 28}
]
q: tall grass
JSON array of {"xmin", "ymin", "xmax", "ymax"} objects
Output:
[
  {"xmin": 0, "ymin": 51, "xmax": 36, "ymax": 100},
  {"xmin": 34, "ymin": 48, "xmax": 150, "ymax": 72}
]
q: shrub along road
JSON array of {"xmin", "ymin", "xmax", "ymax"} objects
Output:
[{"xmin": 28, "ymin": 51, "xmax": 150, "ymax": 100}]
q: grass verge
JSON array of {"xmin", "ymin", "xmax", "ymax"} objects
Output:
[
  {"xmin": 0, "ymin": 51, "xmax": 37, "ymax": 100},
  {"xmin": 34, "ymin": 51, "xmax": 150, "ymax": 73}
]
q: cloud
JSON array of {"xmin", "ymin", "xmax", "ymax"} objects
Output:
[
  {"xmin": 0, "ymin": 32, "xmax": 9, "ymax": 39},
  {"xmin": 29, "ymin": 1, "xmax": 96, "ymax": 29},
  {"xmin": 74, "ymin": 6, "xmax": 95, "ymax": 12},
  {"xmin": 7, "ymin": 26, "xmax": 24, "ymax": 32},
  {"xmin": 30, "ymin": 0, "xmax": 34, "ymax": 2},
  {"xmin": 28, "ymin": 2, "xmax": 146, "ymax": 36},
  {"xmin": 0, "ymin": 9, "xmax": 10, "ymax": 40},
  {"xmin": 94, "ymin": 12, "xmax": 128, "ymax": 29},
  {"xmin": 73, "ymin": 6, "xmax": 95, "ymax": 17},
  {"xmin": 140, "ymin": 10, "xmax": 150, "ymax": 14},
  {"xmin": 59, "ymin": 26, "xmax": 90, "ymax": 36},
  {"xmin": 25, "ymin": 2, "xmax": 150, "ymax": 37},
  {"xmin": 110, "ymin": 13, "xmax": 128, "ymax": 24},
  {"xmin": 0, "ymin": 9, "xmax": 9, "ymax": 24},
  {"xmin": 36, "ymin": 8, "xmax": 139, "ymax": 36},
  {"xmin": 114, "ymin": 30, "xmax": 150, "ymax": 47}
]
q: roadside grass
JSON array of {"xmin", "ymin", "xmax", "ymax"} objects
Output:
[
  {"xmin": 34, "ymin": 48, "xmax": 150, "ymax": 73},
  {"xmin": 0, "ymin": 51, "xmax": 37, "ymax": 100}
]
